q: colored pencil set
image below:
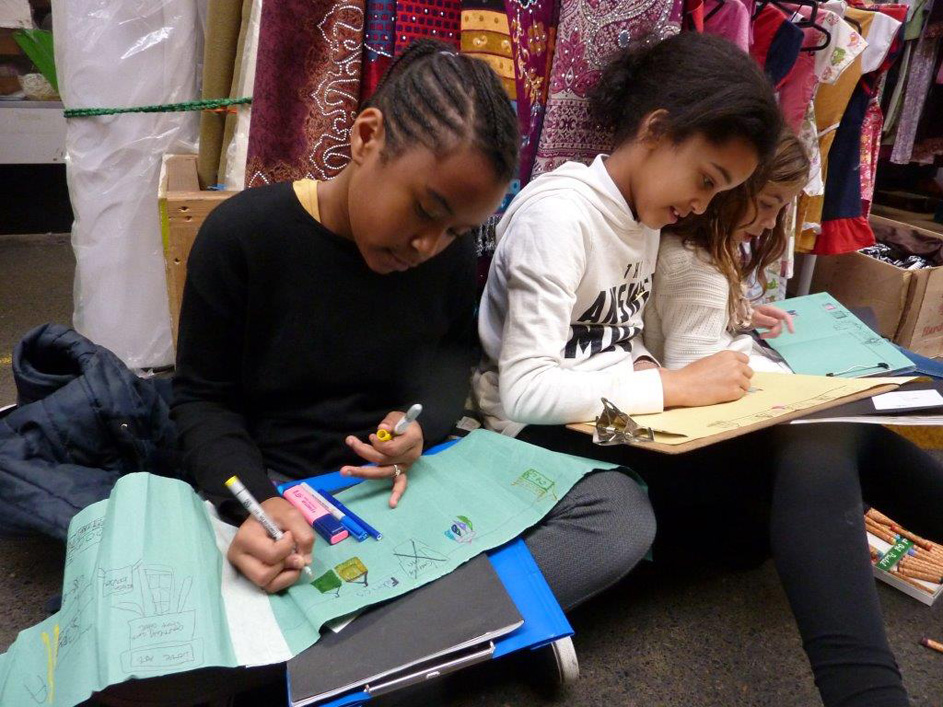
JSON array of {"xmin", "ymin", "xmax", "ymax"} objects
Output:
[{"xmin": 865, "ymin": 507, "xmax": 943, "ymax": 595}]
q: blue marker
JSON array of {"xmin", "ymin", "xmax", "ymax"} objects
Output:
[
  {"xmin": 301, "ymin": 483, "xmax": 368, "ymax": 542},
  {"xmin": 321, "ymin": 488, "xmax": 382, "ymax": 540}
]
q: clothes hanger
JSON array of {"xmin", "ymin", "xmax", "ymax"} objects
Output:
[
  {"xmin": 756, "ymin": 0, "xmax": 833, "ymax": 51},
  {"xmin": 704, "ymin": 0, "xmax": 726, "ymax": 22}
]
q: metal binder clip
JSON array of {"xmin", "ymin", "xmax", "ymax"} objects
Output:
[{"xmin": 593, "ymin": 398, "xmax": 655, "ymax": 446}]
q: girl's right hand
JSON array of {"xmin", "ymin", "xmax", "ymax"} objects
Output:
[
  {"xmin": 227, "ymin": 496, "xmax": 315, "ymax": 593},
  {"xmin": 659, "ymin": 350, "xmax": 753, "ymax": 408}
]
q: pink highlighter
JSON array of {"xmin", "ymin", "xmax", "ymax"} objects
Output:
[{"xmin": 283, "ymin": 485, "xmax": 349, "ymax": 544}]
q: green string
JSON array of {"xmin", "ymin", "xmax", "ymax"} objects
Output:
[{"xmin": 64, "ymin": 96, "xmax": 252, "ymax": 118}]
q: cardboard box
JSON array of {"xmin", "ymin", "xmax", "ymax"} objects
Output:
[
  {"xmin": 811, "ymin": 215, "xmax": 943, "ymax": 358},
  {"xmin": 158, "ymin": 154, "xmax": 236, "ymax": 348}
]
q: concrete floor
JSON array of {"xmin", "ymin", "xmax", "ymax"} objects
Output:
[{"xmin": 1, "ymin": 234, "xmax": 942, "ymax": 706}]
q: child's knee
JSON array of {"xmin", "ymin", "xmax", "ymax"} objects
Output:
[{"xmin": 591, "ymin": 470, "xmax": 657, "ymax": 564}]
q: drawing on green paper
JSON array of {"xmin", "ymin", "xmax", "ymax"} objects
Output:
[
  {"xmin": 335, "ymin": 558, "xmax": 368, "ymax": 587},
  {"xmin": 444, "ymin": 515, "xmax": 476, "ymax": 544},
  {"xmin": 393, "ymin": 539, "xmax": 448, "ymax": 579},
  {"xmin": 96, "ymin": 563, "xmax": 202, "ymax": 674},
  {"xmin": 512, "ymin": 468, "xmax": 557, "ymax": 501},
  {"xmin": 65, "ymin": 516, "xmax": 105, "ymax": 567},
  {"xmin": 314, "ymin": 570, "xmax": 343, "ymax": 595}
]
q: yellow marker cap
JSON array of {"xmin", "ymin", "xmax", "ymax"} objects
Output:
[
  {"xmin": 376, "ymin": 429, "xmax": 392, "ymax": 442},
  {"xmin": 224, "ymin": 476, "xmax": 238, "ymax": 487}
]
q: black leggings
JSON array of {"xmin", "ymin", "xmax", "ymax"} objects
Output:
[{"xmin": 519, "ymin": 422, "xmax": 943, "ymax": 707}]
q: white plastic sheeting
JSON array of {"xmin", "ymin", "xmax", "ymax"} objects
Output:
[{"xmin": 53, "ymin": 0, "xmax": 202, "ymax": 368}]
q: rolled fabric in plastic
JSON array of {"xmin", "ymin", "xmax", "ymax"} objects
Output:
[{"xmin": 53, "ymin": 0, "xmax": 201, "ymax": 368}]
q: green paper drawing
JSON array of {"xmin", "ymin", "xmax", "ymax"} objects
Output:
[{"xmin": 0, "ymin": 430, "xmax": 621, "ymax": 705}]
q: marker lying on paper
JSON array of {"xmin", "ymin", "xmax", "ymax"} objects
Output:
[
  {"xmin": 283, "ymin": 485, "xmax": 349, "ymax": 544},
  {"xmin": 301, "ymin": 482, "xmax": 368, "ymax": 541},
  {"xmin": 320, "ymin": 488, "xmax": 382, "ymax": 540},
  {"xmin": 225, "ymin": 475, "xmax": 314, "ymax": 580},
  {"xmin": 376, "ymin": 403, "xmax": 423, "ymax": 441}
]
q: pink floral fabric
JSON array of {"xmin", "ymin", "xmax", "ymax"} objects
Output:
[{"xmin": 531, "ymin": 0, "xmax": 681, "ymax": 177}]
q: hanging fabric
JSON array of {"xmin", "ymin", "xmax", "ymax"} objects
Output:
[
  {"xmin": 394, "ymin": 0, "xmax": 461, "ymax": 53},
  {"xmin": 361, "ymin": 0, "xmax": 396, "ymax": 102},
  {"xmin": 505, "ymin": 0, "xmax": 559, "ymax": 186},
  {"xmin": 795, "ymin": 5, "xmax": 874, "ymax": 252},
  {"xmin": 460, "ymin": 1, "xmax": 516, "ymax": 101},
  {"xmin": 244, "ymin": 0, "xmax": 365, "ymax": 187},
  {"xmin": 703, "ymin": 0, "xmax": 751, "ymax": 51},
  {"xmin": 531, "ymin": 0, "xmax": 682, "ymax": 177},
  {"xmin": 812, "ymin": 4, "xmax": 905, "ymax": 254},
  {"xmin": 751, "ymin": 4, "xmax": 804, "ymax": 87},
  {"xmin": 890, "ymin": 0, "xmax": 939, "ymax": 163},
  {"xmin": 909, "ymin": 4, "xmax": 943, "ymax": 162}
]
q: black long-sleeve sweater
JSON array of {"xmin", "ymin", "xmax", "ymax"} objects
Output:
[{"xmin": 171, "ymin": 182, "xmax": 478, "ymax": 518}]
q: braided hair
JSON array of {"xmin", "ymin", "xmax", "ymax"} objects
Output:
[{"xmin": 362, "ymin": 39, "xmax": 519, "ymax": 183}]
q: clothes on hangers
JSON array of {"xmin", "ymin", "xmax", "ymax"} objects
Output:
[
  {"xmin": 890, "ymin": 0, "xmax": 940, "ymax": 162},
  {"xmin": 704, "ymin": 0, "xmax": 752, "ymax": 50},
  {"xmin": 752, "ymin": 4, "xmax": 806, "ymax": 85},
  {"xmin": 809, "ymin": 5, "xmax": 904, "ymax": 254},
  {"xmin": 909, "ymin": 7, "xmax": 943, "ymax": 161}
]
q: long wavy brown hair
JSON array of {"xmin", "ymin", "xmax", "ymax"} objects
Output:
[{"xmin": 668, "ymin": 130, "xmax": 810, "ymax": 328}]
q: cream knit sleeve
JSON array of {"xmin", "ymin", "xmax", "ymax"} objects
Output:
[{"xmin": 647, "ymin": 238, "xmax": 740, "ymax": 370}]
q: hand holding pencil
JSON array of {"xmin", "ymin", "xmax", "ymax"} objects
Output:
[{"xmin": 342, "ymin": 405, "xmax": 423, "ymax": 508}]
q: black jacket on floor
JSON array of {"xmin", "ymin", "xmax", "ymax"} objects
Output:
[{"xmin": 0, "ymin": 324, "xmax": 177, "ymax": 539}]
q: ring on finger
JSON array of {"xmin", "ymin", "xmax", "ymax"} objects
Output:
[{"xmin": 392, "ymin": 464, "xmax": 404, "ymax": 479}]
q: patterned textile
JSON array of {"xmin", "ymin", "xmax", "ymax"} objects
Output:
[
  {"xmin": 891, "ymin": 0, "xmax": 941, "ymax": 163},
  {"xmin": 506, "ymin": 0, "xmax": 559, "ymax": 185},
  {"xmin": 461, "ymin": 0, "xmax": 521, "ymax": 281},
  {"xmin": 362, "ymin": 0, "xmax": 396, "ymax": 101},
  {"xmin": 395, "ymin": 0, "xmax": 462, "ymax": 53},
  {"xmin": 859, "ymin": 100, "xmax": 884, "ymax": 217},
  {"xmin": 911, "ymin": 30, "xmax": 943, "ymax": 161},
  {"xmin": 461, "ymin": 0, "xmax": 516, "ymax": 98},
  {"xmin": 245, "ymin": 0, "xmax": 365, "ymax": 187},
  {"xmin": 531, "ymin": 0, "xmax": 681, "ymax": 177}
]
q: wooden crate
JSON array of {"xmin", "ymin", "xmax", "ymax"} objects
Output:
[{"xmin": 158, "ymin": 154, "xmax": 236, "ymax": 348}]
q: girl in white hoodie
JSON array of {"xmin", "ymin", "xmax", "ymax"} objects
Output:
[{"xmin": 475, "ymin": 33, "xmax": 943, "ymax": 707}]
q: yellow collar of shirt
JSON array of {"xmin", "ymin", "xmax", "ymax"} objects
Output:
[{"xmin": 292, "ymin": 179, "xmax": 320, "ymax": 222}]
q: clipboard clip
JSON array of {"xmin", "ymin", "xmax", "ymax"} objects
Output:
[
  {"xmin": 826, "ymin": 362, "xmax": 890, "ymax": 377},
  {"xmin": 593, "ymin": 398, "xmax": 655, "ymax": 446}
]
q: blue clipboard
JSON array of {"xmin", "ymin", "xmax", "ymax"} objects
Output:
[{"xmin": 278, "ymin": 440, "xmax": 573, "ymax": 707}]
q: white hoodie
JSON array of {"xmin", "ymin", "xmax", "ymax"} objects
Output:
[{"xmin": 473, "ymin": 155, "xmax": 664, "ymax": 436}]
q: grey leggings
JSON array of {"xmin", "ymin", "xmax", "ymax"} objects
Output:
[{"xmin": 523, "ymin": 469, "xmax": 657, "ymax": 611}]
